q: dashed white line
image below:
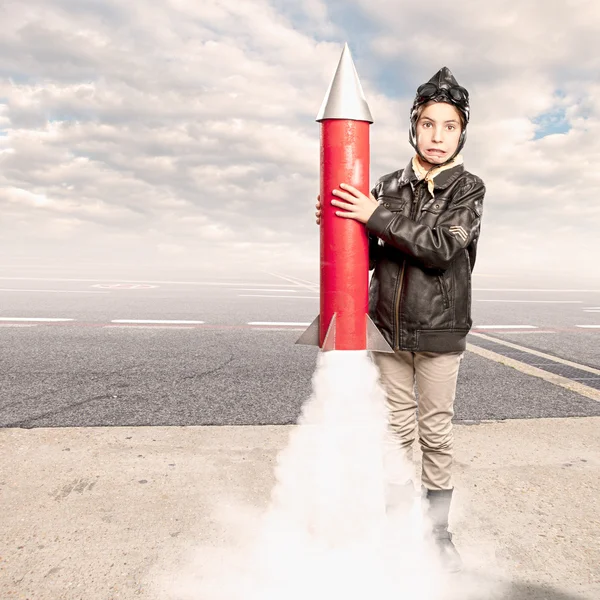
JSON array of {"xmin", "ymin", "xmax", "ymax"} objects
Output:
[
  {"xmin": 0, "ymin": 318, "xmax": 594, "ymax": 332},
  {"xmin": 488, "ymin": 330, "xmax": 556, "ymax": 334},
  {"xmin": 239, "ymin": 295, "xmax": 318, "ymax": 299},
  {"xmin": 0, "ymin": 288, "xmax": 109, "ymax": 294},
  {"xmin": 248, "ymin": 322, "xmax": 311, "ymax": 326},
  {"xmin": 250, "ymin": 327, "xmax": 306, "ymax": 331},
  {"xmin": 0, "ymin": 317, "xmax": 74, "ymax": 322},
  {"xmin": 237, "ymin": 289, "xmax": 298, "ymax": 293},
  {"xmin": 110, "ymin": 319, "xmax": 205, "ymax": 324},
  {"xmin": 264, "ymin": 271, "xmax": 320, "ymax": 293},
  {"xmin": 271, "ymin": 274, "xmax": 317, "ymax": 287},
  {"xmin": 0, "ymin": 277, "xmax": 304, "ymax": 287},
  {"xmin": 474, "ymin": 325, "xmax": 538, "ymax": 329},
  {"xmin": 104, "ymin": 325, "xmax": 195, "ymax": 329},
  {"xmin": 1, "ymin": 277, "xmax": 598, "ymax": 294},
  {"xmin": 476, "ymin": 300, "xmax": 582, "ymax": 303},
  {"xmin": 474, "ymin": 288, "xmax": 600, "ymax": 292}
]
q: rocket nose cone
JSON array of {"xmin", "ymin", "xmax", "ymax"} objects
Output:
[{"xmin": 316, "ymin": 43, "xmax": 373, "ymax": 123}]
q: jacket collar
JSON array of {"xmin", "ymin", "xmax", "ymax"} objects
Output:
[{"xmin": 398, "ymin": 158, "xmax": 464, "ymax": 191}]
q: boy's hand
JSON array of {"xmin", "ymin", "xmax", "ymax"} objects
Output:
[{"xmin": 331, "ymin": 183, "xmax": 378, "ymax": 224}]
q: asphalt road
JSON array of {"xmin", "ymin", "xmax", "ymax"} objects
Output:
[{"xmin": 1, "ymin": 264, "xmax": 599, "ymax": 428}]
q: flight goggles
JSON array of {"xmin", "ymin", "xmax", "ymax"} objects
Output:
[{"xmin": 415, "ymin": 82, "xmax": 469, "ymax": 106}]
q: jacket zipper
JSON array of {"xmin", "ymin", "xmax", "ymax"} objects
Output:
[
  {"xmin": 437, "ymin": 274, "xmax": 449, "ymax": 309},
  {"xmin": 393, "ymin": 261, "xmax": 406, "ymax": 350},
  {"xmin": 465, "ymin": 249, "xmax": 472, "ymax": 315},
  {"xmin": 394, "ymin": 184, "xmax": 421, "ymax": 350}
]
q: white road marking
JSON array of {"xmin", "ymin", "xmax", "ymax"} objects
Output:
[
  {"xmin": 577, "ymin": 325, "xmax": 600, "ymax": 328},
  {"xmin": 248, "ymin": 322, "xmax": 311, "ymax": 326},
  {"xmin": 0, "ymin": 288, "xmax": 109, "ymax": 294},
  {"xmin": 92, "ymin": 283, "xmax": 157, "ymax": 289},
  {"xmin": 104, "ymin": 325, "xmax": 196, "ymax": 329},
  {"xmin": 238, "ymin": 289, "xmax": 298, "ymax": 292},
  {"xmin": 1, "ymin": 277, "xmax": 599, "ymax": 293},
  {"xmin": 487, "ymin": 330, "xmax": 556, "ymax": 334},
  {"xmin": 0, "ymin": 277, "xmax": 301, "ymax": 287},
  {"xmin": 111, "ymin": 319, "xmax": 205, "ymax": 324},
  {"xmin": 476, "ymin": 300, "xmax": 582, "ymax": 303},
  {"xmin": 3, "ymin": 276, "xmax": 598, "ymax": 293},
  {"xmin": 272, "ymin": 274, "xmax": 317, "ymax": 286},
  {"xmin": 0, "ymin": 324, "xmax": 37, "ymax": 327},
  {"xmin": 239, "ymin": 295, "xmax": 318, "ymax": 299},
  {"xmin": 467, "ymin": 340, "xmax": 600, "ymax": 403},
  {"xmin": 264, "ymin": 271, "xmax": 319, "ymax": 293},
  {"xmin": 250, "ymin": 327, "xmax": 306, "ymax": 331},
  {"xmin": 470, "ymin": 332, "xmax": 600, "ymax": 375},
  {"xmin": 0, "ymin": 317, "xmax": 74, "ymax": 322},
  {"xmin": 474, "ymin": 325, "xmax": 537, "ymax": 329},
  {"xmin": 474, "ymin": 288, "xmax": 600, "ymax": 292}
]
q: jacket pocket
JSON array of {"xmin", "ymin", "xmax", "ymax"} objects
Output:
[
  {"xmin": 379, "ymin": 198, "xmax": 407, "ymax": 212},
  {"xmin": 436, "ymin": 274, "xmax": 450, "ymax": 309},
  {"xmin": 421, "ymin": 197, "xmax": 449, "ymax": 215}
]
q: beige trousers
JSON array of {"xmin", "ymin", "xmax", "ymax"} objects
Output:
[{"xmin": 371, "ymin": 349, "xmax": 465, "ymax": 491}]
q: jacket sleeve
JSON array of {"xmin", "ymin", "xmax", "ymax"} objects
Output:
[
  {"xmin": 368, "ymin": 180, "xmax": 384, "ymax": 271},
  {"xmin": 365, "ymin": 177, "xmax": 485, "ymax": 271}
]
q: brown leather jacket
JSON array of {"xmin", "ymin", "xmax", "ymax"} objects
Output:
[{"xmin": 365, "ymin": 158, "xmax": 486, "ymax": 353}]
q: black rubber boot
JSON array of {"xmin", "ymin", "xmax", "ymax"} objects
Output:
[{"xmin": 425, "ymin": 488, "xmax": 463, "ymax": 573}]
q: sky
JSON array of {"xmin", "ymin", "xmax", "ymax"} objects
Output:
[{"xmin": 1, "ymin": 0, "xmax": 599, "ymax": 282}]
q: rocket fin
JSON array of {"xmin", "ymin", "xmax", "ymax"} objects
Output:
[
  {"xmin": 322, "ymin": 313, "xmax": 337, "ymax": 352},
  {"xmin": 366, "ymin": 314, "xmax": 394, "ymax": 353},
  {"xmin": 295, "ymin": 313, "xmax": 392, "ymax": 352},
  {"xmin": 295, "ymin": 314, "xmax": 320, "ymax": 347}
]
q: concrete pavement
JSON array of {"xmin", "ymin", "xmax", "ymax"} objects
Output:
[{"xmin": 1, "ymin": 417, "xmax": 599, "ymax": 599}]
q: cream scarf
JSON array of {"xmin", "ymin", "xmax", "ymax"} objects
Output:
[{"xmin": 412, "ymin": 153, "xmax": 463, "ymax": 197}]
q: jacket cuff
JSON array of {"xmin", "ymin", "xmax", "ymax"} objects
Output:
[{"xmin": 365, "ymin": 204, "xmax": 397, "ymax": 237}]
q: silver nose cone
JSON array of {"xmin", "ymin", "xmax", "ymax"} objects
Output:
[{"xmin": 316, "ymin": 43, "xmax": 374, "ymax": 123}]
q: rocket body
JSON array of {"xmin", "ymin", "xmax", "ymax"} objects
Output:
[
  {"xmin": 296, "ymin": 43, "xmax": 393, "ymax": 353},
  {"xmin": 320, "ymin": 119, "xmax": 370, "ymax": 350}
]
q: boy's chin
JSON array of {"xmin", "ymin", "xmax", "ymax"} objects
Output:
[{"xmin": 419, "ymin": 154, "xmax": 446, "ymax": 166}]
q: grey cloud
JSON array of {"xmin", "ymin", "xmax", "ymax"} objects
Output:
[{"xmin": 1, "ymin": 0, "xmax": 598, "ymax": 278}]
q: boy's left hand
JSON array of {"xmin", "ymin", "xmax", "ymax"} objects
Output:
[{"xmin": 331, "ymin": 183, "xmax": 379, "ymax": 224}]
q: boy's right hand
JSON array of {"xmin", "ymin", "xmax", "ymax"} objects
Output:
[{"xmin": 315, "ymin": 194, "xmax": 321, "ymax": 225}]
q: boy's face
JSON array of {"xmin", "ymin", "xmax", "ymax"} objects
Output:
[{"xmin": 415, "ymin": 101, "xmax": 462, "ymax": 167}]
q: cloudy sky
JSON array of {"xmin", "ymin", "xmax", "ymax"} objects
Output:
[{"xmin": 1, "ymin": 0, "xmax": 599, "ymax": 281}]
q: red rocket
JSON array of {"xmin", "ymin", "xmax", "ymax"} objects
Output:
[{"xmin": 296, "ymin": 43, "xmax": 393, "ymax": 353}]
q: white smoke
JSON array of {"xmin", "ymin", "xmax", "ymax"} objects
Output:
[
  {"xmin": 242, "ymin": 349, "xmax": 440, "ymax": 600},
  {"xmin": 154, "ymin": 350, "xmax": 503, "ymax": 600}
]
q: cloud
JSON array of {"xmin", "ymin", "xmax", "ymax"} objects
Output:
[
  {"xmin": 0, "ymin": 0, "xmax": 598, "ymax": 278},
  {"xmin": 350, "ymin": 0, "xmax": 600, "ymax": 277}
]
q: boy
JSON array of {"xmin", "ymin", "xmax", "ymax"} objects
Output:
[{"xmin": 315, "ymin": 67, "xmax": 486, "ymax": 572}]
